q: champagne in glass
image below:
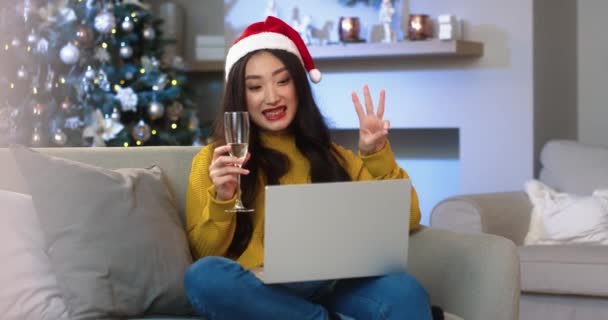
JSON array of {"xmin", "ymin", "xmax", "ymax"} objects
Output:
[
  {"xmin": 228, "ymin": 143, "xmax": 248, "ymax": 159},
  {"xmin": 224, "ymin": 111, "xmax": 254, "ymax": 212}
]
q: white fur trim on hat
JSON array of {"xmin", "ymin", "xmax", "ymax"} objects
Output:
[{"xmin": 225, "ymin": 32, "xmax": 304, "ymax": 78}]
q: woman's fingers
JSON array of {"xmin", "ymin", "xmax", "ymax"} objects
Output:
[
  {"xmin": 213, "ymin": 155, "xmax": 243, "ymax": 168},
  {"xmin": 211, "ymin": 165, "xmax": 249, "ymax": 177},
  {"xmin": 351, "ymin": 92, "xmax": 365, "ymax": 121},
  {"xmin": 354, "ymin": 85, "xmax": 385, "ymax": 118},
  {"xmin": 377, "ymin": 89, "xmax": 386, "ymax": 119},
  {"xmin": 363, "ymin": 85, "xmax": 374, "ymax": 115},
  {"xmin": 212, "ymin": 145, "xmax": 231, "ymax": 161}
]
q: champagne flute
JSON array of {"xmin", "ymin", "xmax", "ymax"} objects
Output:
[{"xmin": 224, "ymin": 111, "xmax": 254, "ymax": 212}]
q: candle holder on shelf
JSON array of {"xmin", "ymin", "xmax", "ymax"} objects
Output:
[
  {"xmin": 407, "ymin": 14, "xmax": 433, "ymax": 41},
  {"xmin": 338, "ymin": 17, "xmax": 364, "ymax": 43}
]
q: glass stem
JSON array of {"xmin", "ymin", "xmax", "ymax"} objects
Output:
[{"xmin": 235, "ymin": 170, "xmax": 244, "ymax": 209}]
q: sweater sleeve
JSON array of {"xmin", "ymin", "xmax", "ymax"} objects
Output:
[
  {"xmin": 333, "ymin": 141, "xmax": 422, "ymax": 230},
  {"xmin": 185, "ymin": 144, "xmax": 238, "ymax": 259}
]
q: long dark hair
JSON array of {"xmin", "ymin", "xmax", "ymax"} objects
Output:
[{"xmin": 213, "ymin": 49, "xmax": 352, "ymax": 259}]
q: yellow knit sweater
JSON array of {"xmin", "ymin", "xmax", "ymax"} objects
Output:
[{"xmin": 185, "ymin": 134, "xmax": 421, "ymax": 269}]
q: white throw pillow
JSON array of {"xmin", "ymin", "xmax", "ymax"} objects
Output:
[
  {"xmin": 524, "ymin": 180, "xmax": 608, "ymax": 245},
  {"xmin": 0, "ymin": 189, "xmax": 68, "ymax": 320}
]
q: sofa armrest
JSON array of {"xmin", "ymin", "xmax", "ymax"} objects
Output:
[
  {"xmin": 409, "ymin": 227, "xmax": 520, "ymax": 320},
  {"xmin": 430, "ymin": 191, "xmax": 532, "ymax": 245}
]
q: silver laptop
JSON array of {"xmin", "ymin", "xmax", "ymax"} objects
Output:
[{"xmin": 263, "ymin": 179, "xmax": 411, "ymax": 284}]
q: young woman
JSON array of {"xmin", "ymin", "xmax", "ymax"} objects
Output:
[{"xmin": 184, "ymin": 16, "xmax": 432, "ymax": 320}]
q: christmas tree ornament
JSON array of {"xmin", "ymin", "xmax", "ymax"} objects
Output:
[
  {"xmin": 94, "ymin": 9, "xmax": 116, "ymax": 34},
  {"xmin": 115, "ymin": 86, "xmax": 138, "ymax": 112},
  {"xmin": 11, "ymin": 37, "xmax": 21, "ymax": 47},
  {"xmin": 60, "ymin": 42, "xmax": 80, "ymax": 64},
  {"xmin": 58, "ymin": 7, "xmax": 77, "ymax": 23},
  {"xmin": 64, "ymin": 116, "xmax": 82, "ymax": 130},
  {"xmin": 84, "ymin": 65, "xmax": 96, "ymax": 79},
  {"xmin": 103, "ymin": 117, "xmax": 123, "ymax": 141},
  {"xmin": 36, "ymin": 38, "xmax": 49, "ymax": 54},
  {"xmin": 131, "ymin": 119, "xmax": 151, "ymax": 142},
  {"xmin": 52, "ymin": 129, "xmax": 68, "ymax": 146},
  {"xmin": 75, "ymin": 23, "xmax": 95, "ymax": 48},
  {"xmin": 17, "ymin": 66, "xmax": 28, "ymax": 80},
  {"xmin": 94, "ymin": 47, "xmax": 110, "ymax": 63},
  {"xmin": 121, "ymin": 17, "xmax": 134, "ymax": 32},
  {"xmin": 141, "ymin": 55, "xmax": 160, "ymax": 70},
  {"xmin": 167, "ymin": 101, "xmax": 184, "ymax": 121},
  {"xmin": 44, "ymin": 67, "xmax": 55, "ymax": 91},
  {"xmin": 27, "ymin": 30, "xmax": 38, "ymax": 44},
  {"xmin": 60, "ymin": 97, "xmax": 72, "ymax": 112},
  {"xmin": 119, "ymin": 43, "xmax": 133, "ymax": 59},
  {"xmin": 96, "ymin": 69, "xmax": 111, "ymax": 91},
  {"xmin": 111, "ymin": 107, "xmax": 121, "ymax": 122},
  {"xmin": 32, "ymin": 102, "xmax": 45, "ymax": 116},
  {"xmin": 154, "ymin": 73, "xmax": 168, "ymax": 89},
  {"xmin": 18, "ymin": 0, "xmax": 34, "ymax": 23},
  {"xmin": 147, "ymin": 101, "xmax": 164, "ymax": 120},
  {"xmin": 142, "ymin": 25, "xmax": 156, "ymax": 40},
  {"xmin": 30, "ymin": 127, "xmax": 43, "ymax": 147}
]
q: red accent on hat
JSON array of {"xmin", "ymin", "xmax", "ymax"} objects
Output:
[{"xmin": 225, "ymin": 16, "xmax": 322, "ymax": 83}]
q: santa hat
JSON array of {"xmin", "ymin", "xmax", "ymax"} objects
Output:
[{"xmin": 225, "ymin": 16, "xmax": 322, "ymax": 83}]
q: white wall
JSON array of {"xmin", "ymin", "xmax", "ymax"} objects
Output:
[
  {"xmin": 578, "ymin": 0, "xmax": 608, "ymax": 148},
  {"xmin": 224, "ymin": 0, "xmax": 536, "ymax": 224}
]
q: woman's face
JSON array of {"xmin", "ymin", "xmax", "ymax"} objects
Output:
[{"xmin": 244, "ymin": 51, "xmax": 298, "ymax": 134}]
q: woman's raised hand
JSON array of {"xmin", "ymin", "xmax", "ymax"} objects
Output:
[
  {"xmin": 352, "ymin": 85, "xmax": 390, "ymax": 155},
  {"xmin": 208, "ymin": 145, "xmax": 250, "ymax": 201}
]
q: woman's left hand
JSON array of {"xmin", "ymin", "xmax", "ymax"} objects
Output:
[{"xmin": 352, "ymin": 85, "xmax": 390, "ymax": 155}]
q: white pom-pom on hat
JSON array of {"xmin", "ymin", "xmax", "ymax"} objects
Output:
[
  {"xmin": 225, "ymin": 16, "xmax": 322, "ymax": 84},
  {"xmin": 308, "ymin": 68, "xmax": 322, "ymax": 83}
]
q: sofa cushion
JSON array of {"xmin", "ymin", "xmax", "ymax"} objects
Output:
[
  {"xmin": 11, "ymin": 146, "xmax": 194, "ymax": 319},
  {"xmin": 524, "ymin": 179, "xmax": 608, "ymax": 245},
  {"xmin": 519, "ymin": 245, "xmax": 608, "ymax": 297},
  {"xmin": 539, "ymin": 140, "xmax": 608, "ymax": 195},
  {"xmin": 0, "ymin": 189, "xmax": 69, "ymax": 320}
]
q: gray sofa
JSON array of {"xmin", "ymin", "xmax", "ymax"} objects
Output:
[
  {"xmin": 0, "ymin": 146, "xmax": 520, "ymax": 320},
  {"xmin": 431, "ymin": 140, "xmax": 608, "ymax": 320}
]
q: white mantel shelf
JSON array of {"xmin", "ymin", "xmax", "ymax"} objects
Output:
[
  {"xmin": 308, "ymin": 40, "xmax": 484, "ymax": 60},
  {"xmin": 186, "ymin": 40, "xmax": 483, "ymax": 73}
]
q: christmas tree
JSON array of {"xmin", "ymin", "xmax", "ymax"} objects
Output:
[{"xmin": 0, "ymin": 0, "xmax": 199, "ymax": 147}]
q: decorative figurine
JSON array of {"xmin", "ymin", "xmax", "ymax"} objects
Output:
[
  {"xmin": 293, "ymin": 12, "xmax": 313, "ymax": 45},
  {"xmin": 379, "ymin": 0, "xmax": 395, "ymax": 43},
  {"xmin": 265, "ymin": 0, "xmax": 278, "ymax": 18}
]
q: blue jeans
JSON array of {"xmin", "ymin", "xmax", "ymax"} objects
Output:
[{"xmin": 184, "ymin": 256, "xmax": 432, "ymax": 320}]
